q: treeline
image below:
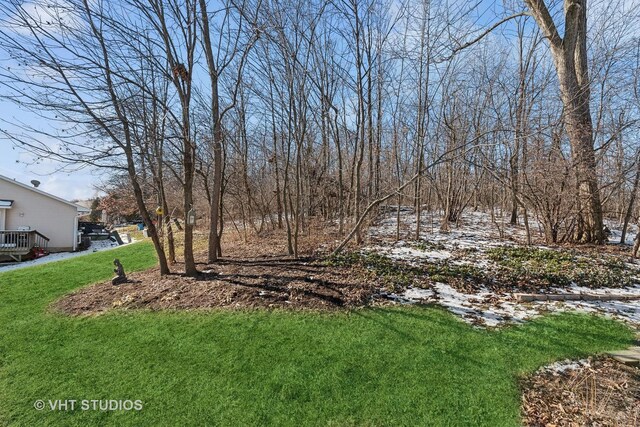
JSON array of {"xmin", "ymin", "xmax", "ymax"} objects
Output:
[{"xmin": 1, "ymin": 0, "xmax": 639, "ymax": 275}]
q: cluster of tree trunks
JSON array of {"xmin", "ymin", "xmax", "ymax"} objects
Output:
[{"xmin": 1, "ymin": 0, "xmax": 637, "ymax": 276}]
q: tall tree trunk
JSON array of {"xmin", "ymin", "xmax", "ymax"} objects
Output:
[
  {"xmin": 525, "ymin": 0, "xmax": 604, "ymax": 243},
  {"xmin": 199, "ymin": 0, "xmax": 223, "ymax": 263},
  {"xmin": 182, "ymin": 112, "xmax": 197, "ymax": 275}
]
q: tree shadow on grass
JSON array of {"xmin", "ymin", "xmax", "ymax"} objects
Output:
[{"xmin": 353, "ymin": 306, "xmax": 633, "ymax": 376}]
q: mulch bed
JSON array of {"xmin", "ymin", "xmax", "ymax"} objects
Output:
[
  {"xmin": 52, "ymin": 257, "xmax": 378, "ymax": 315},
  {"xmin": 521, "ymin": 357, "xmax": 640, "ymax": 426}
]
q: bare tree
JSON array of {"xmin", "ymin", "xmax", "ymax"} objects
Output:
[
  {"xmin": 0, "ymin": 0, "xmax": 172, "ymax": 273},
  {"xmin": 524, "ymin": 0, "xmax": 605, "ymax": 243}
]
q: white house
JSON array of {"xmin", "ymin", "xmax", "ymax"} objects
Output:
[{"xmin": 0, "ymin": 175, "xmax": 89, "ymax": 259}]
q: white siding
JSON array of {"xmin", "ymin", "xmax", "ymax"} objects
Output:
[{"xmin": 0, "ymin": 180, "xmax": 78, "ymax": 251}]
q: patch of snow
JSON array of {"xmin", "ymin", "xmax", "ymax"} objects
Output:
[
  {"xmin": 403, "ymin": 287, "xmax": 435, "ymax": 301},
  {"xmin": 557, "ymin": 283, "xmax": 640, "ymax": 297},
  {"xmin": 380, "ymin": 287, "xmax": 434, "ymax": 304},
  {"xmin": 559, "ymin": 299, "xmax": 640, "ymax": 325},
  {"xmin": 389, "ymin": 282, "xmax": 640, "ymax": 328},
  {"xmin": 369, "ymin": 208, "xmax": 539, "ymax": 247},
  {"xmin": 369, "ymin": 244, "xmax": 452, "ymax": 264},
  {"xmin": 370, "ymin": 208, "xmax": 640, "ymax": 328},
  {"xmin": 430, "ymin": 282, "xmax": 539, "ymax": 327},
  {"xmin": 538, "ymin": 359, "xmax": 591, "ymax": 375},
  {"xmin": 605, "ymin": 220, "xmax": 636, "ymax": 246}
]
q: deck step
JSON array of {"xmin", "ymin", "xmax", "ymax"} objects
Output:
[{"xmin": 607, "ymin": 349, "xmax": 640, "ymax": 367}]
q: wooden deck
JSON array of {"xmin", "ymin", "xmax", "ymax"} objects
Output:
[{"xmin": 0, "ymin": 230, "xmax": 50, "ymax": 262}]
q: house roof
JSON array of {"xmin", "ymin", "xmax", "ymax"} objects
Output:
[{"xmin": 0, "ymin": 174, "xmax": 90, "ymax": 213}]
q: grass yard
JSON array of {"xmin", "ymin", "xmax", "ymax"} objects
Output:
[{"xmin": 0, "ymin": 242, "xmax": 635, "ymax": 426}]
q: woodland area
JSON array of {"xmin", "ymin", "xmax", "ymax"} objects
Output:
[{"xmin": 1, "ymin": 0, "xmax": 639, "ymax": 277}]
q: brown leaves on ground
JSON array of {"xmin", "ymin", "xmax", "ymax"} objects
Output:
[
  {"xmin": 522, "ymin": 358, "xmax": 640, "ymax": 427},
  {"xmin": 52, "ymin": 220, "xmax": 377, "ymax": 315},
  {"xmin": 52, "ymin": 257, "xmax": 378, "ymax": 315}
]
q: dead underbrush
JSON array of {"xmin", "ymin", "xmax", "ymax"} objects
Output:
[{"xmin": 522, "ymin": 358, "xmax": 640, "ymax": 426}]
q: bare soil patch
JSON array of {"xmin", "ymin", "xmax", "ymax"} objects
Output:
[
  {"xmin": 53, "ymin": 257, "xmax": 378, "ymax": 315},
  {"xmin": 522, "ymin": 358, "xmax": 640, "ymax": 426}
]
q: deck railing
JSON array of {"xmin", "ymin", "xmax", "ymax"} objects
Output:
[{"xmin": 0, "ymin": 230, "xmax": 50, "ymax": 260}]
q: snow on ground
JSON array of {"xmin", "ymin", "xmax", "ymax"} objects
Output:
[
  {"xmin": 367, "ymin": 209, "xmax": 531, "ymax": 270},
  {"xmin": 369, "ymin": 208, "xmax": 640, "ymax": 328},
  {"xmin": 389, "ymin": 283, "xmax": 640, "ymax": 327},
  {"xmin": 0, "ymin": 239, "xmax": 135, "ymax": 273},
  {"xmin": 538, "ymin": 359, "xmax": 591, "ymax": 375},
  {"xmin": 380, "ymin": 244, "xmax": 453, "ymax": 262},
  {"xmin": 606, "ymin": 219, "xmax": 637, "ymax": 246},
  {"xmin": 370, "ymin": 209, "xmax": 525, "ymax": 251},
  {"xmin": 385, "ymin": 282, "xmax": 541, "ymax": 327}
]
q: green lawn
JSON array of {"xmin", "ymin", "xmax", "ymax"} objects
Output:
[{"xmin": 0, "ymin": 242, "xmax": 634, "ymax": 426}]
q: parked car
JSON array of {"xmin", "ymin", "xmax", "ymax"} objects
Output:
[{"xmin": 78, "ymin": 222, "xmax": 110, "ymax": 240}]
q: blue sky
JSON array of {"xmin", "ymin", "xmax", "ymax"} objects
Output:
[
  {"xmin": 0, "ymin": 0, "xmax": 511, "ymax": 204},
  {"xmin": 1, "ymin": 0, "xmax": 633, "ymax": 203},
  {"xmin": 0, "ymin": 1, "xmax": 103, "ymax": 202},
  {"xmin": 0, "ymin": 101, "xmax": 103, "ymax": 201}
]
